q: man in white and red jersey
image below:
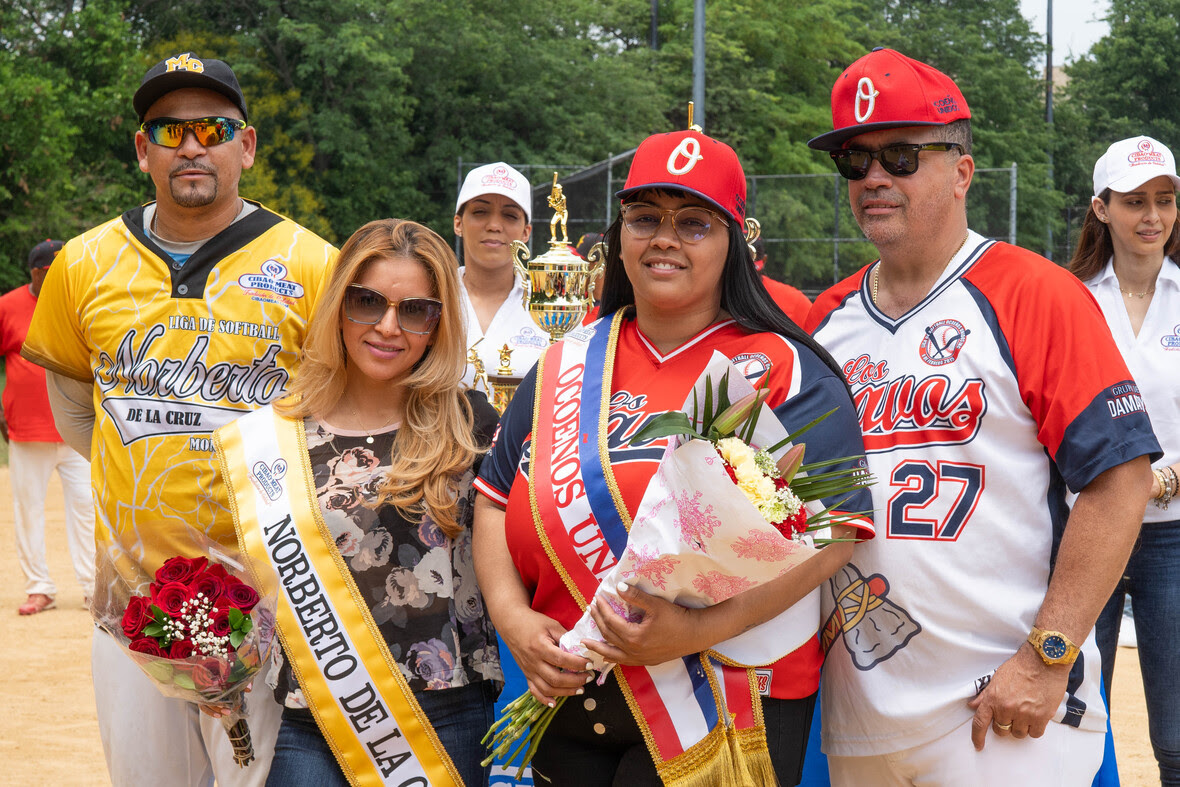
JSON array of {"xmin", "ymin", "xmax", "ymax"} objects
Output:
[
  {"xmin": 2, "ymin": 239, "xmax": 94, "ymax": 616},
  {"xmin": 805, "ymin": 48, "xmax": 1160, "ymax": 785},
  {"xmin": 21, "ymin": 53, "xmax": 336, "ymax": 786}
]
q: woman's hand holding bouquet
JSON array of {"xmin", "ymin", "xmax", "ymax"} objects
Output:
[{"xmin": 483, "ymin": 353, "xmax": 872, "ymax": 776}]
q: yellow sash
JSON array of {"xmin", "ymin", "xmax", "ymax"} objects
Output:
[{"xmin": 215, "ymin": 406, "xmax": 463, "ymax": 787}]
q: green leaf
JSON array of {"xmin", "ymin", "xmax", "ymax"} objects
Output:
[
  {"xmin": 173, "ymin": 673, "xmax": 196, "ymax": 691},
  {"xmin": 230, "ymin": 630, "xmax": 246, "ymax": 649},
  {"xmin": 227, "ymin": 607, "xmax": 245, "ymax": 628},
  {"xmin": 144, "ymin": 623, "xmax": 166, "ymax": 638},
  {"xmin": 630, "ymin": 412, "xmax": 704, "ymax": 444}
]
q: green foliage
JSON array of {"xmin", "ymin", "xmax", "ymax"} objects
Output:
[
  {"xmin": 2, "ymin": 0, "xmax": 1078, "ymax": 282},
  {"xmin": 0, "ymin": 0, "xmax": 145, "ymax": 290}
]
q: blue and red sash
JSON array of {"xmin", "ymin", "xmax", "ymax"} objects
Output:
[{"xmin": 527, "ymin": 310, "xmax": 773, "ymax": 786}]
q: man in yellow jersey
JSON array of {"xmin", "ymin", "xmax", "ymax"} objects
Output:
[{"xmin": 21, "ymin": 53, "xmax": 337, "ymax": 787}]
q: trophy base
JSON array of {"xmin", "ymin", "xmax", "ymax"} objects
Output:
[{"xmin": 486, "ymin": 374, "xmax": 522, "ymax": 413}]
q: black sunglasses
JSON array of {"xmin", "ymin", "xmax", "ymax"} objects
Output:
[
  {"xmin": 830, "ymin": 142, "xmax": 963, "ymax": 180},
  {"xmin": 343, "ymin": 285, "xmax": 442, "ymax": 334}
]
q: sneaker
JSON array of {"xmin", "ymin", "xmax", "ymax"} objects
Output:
[{"xmin": 18, "ymin": 593, "xmax": 57, "ymax": 615}]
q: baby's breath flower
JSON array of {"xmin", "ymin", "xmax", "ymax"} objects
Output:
[{"xmin": 754, "ymin": 449, "xmax": 778, "ymax": 477}]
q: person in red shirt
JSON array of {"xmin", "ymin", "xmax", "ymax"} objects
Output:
[
  {"xmin": 1, "ymin": 239, "xmax": 95, "ymax": 614},
  {"xmin": 752, "ymin": 236, "xmax": 812, "ymax": 325}
]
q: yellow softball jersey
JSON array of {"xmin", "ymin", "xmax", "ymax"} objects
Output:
[{"xmin": 22, "ymin": 201, "xmax": 337, "ymax": 580}]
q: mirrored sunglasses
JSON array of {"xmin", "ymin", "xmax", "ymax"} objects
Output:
[
  {"xmin": 619, "ymin": 203, "xmax": 729, "ymax": 244},
  {"xmin": 140, "ymin": 116, "xmax": 247, "ymax": 148},
  {"xmin": 830, "ymin": 142, "xmax": 962, "ymax": 180},
  {"xmin": 343, "ymin": 285, "xmax": 442, "ymax": 334}
]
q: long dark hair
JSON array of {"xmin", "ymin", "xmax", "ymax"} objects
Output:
[
  {"xmin": 1070, "ymin": 187, "xmax": 1180, "ymax": 282},
  {"xmin": 598, "ymin": 195, "xmax": 845, "ymax": 382}
]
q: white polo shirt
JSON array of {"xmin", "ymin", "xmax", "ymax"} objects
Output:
[
  {"xmin": 1086, "ymin": 257, "xmax": 1180, "ymax": 523},
  {"xmin": 458, "ymin": 266, "xmax": 549, "ymax": 389}
]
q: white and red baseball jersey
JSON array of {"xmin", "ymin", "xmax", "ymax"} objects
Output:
[
  {"xmin": 807, "ymin": 231, "xmax": 1161, "ymax": 756},
  {"xmin": 477, "ymin": 314, "xmax": 875, "ymax": 700}
]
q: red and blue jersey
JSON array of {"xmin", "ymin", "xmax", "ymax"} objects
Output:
[
  {"xmin": 807, "ymin": 232, "xmax": 1161, "ymax": 756},
  {"xmin": 477, "ymin": 314, "xmax": 874, "ymax": 699}
]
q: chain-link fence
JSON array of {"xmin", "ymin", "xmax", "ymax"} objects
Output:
[{"xmin": 458, "ymin": 158, "xmax": 1021, "ymax": 297}]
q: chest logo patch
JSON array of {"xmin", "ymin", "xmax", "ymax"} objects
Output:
[
  {"xmin": 1161, "ymin": 325, "xmax": 1180, "ymax": 351},
  {"xmin": 919, "ymin": 319, "xmax": 970, "ymax": 366},
  {"xmin": 237, "ymin": 259, "xmax": 305, "ymax": 304},
  {"xmin": 729, "ymin": 352, "xmax": 772, "ymax": 383}
]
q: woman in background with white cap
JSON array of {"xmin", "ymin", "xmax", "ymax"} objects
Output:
[
  {"xmin": 454, "ymin": 163, "xmax": 547, "ymax": 389},
  {"xmin": 1069, "ymin": 135, "xmax": 1180, "ymax": 786}
]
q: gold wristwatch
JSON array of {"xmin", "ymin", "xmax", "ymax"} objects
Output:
[{"xmin": 1027, "ymin": 626, "xmax": 1080, "ymax": 666}]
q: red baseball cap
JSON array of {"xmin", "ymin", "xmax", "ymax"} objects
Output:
[
  {"xmin": 807, "ymin": 48, "xmax": 971, "ymax": 151},
  {"xmin": 617, "ymin": 130, "xmax": 747, "ymax": 223}
]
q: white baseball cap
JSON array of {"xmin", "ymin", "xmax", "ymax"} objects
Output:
[
  {"xmin": 1093, "ymin": 136, "xmax": 1180, "ymax": 197},
  {"xmin": 455, "ymin": 162, "xmax": 532, "ymax": 222}
]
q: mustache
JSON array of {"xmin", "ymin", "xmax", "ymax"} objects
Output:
[
  {"xmin": 169, "ymin": 162, "xmax": 217, "ymax": 178},
  {"xmin": 856, "ymin": 188, "xmax": 907, "ymax": 209}
]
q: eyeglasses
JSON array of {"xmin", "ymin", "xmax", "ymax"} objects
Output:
[
  {"xmin": 140, "ymin": 116, "xmax": 247, "ymax": 148},
  {"xmin": 343, "ymin": 285, "xmax": 442, "ymax": 334},
  {"xmin": 619, "ymin": 203, "xmax": 729, "ymax": 244},
  {"xmin": 830, "ymin": 142, "xmax": 963, "ymax": 180}
]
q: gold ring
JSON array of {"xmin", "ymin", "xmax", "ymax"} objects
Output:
[{"xmin": 995, "ymin": 722, "xmax": 1012, "ymax": 731}]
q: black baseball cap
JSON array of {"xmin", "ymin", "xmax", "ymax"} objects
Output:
[
  {"xmin": 28, "ymin": 239, "xmax": 63, "ymax": 270},
  {"xmin": 133, "ymin": 53, "xmax": 248, "ymax": 122}
]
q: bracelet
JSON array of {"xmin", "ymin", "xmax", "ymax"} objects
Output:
[{"xmin": 1155, "ymin": 467, "xmax": 1175, "ymax": 510}]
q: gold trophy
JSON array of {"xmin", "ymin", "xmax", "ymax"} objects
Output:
[{"xmin": 510, "ymin": 173, "xmax": 604, "ymax": 345}]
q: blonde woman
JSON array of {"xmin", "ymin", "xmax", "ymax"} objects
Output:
[{"xmin": 215, "ymin": 219, "xmax": 501, "ymax": 786}]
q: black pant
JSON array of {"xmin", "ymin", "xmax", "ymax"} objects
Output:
[{"xmin": 530, "ymin": 671, "xmax": 816, "ymax": 787}]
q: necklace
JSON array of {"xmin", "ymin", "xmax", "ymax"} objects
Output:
[
  {"xmin": 871, "ymin": 234, "xmax": 969, "ymax": 307},
  {"xmin": 346, "ymin": 398, "xmax": 399, "ymax": 444},
  {"xmin": 1119, "ymin": 286, "xmax": 1155, "ymax": 299}
]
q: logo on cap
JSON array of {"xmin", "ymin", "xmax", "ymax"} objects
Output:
[
  {"xmin": 165, "ymin": 53, "xmax": 204, "ymax": 73},
  {"xmin": 481, "ymin": 165, "xmax": 517, "ymax": 190},
  {"xmin": 855, "ymin": 77, "xmax": 879, "ymax": 123},
  {"xmin": 1128, "ymin": 139, "xmax": 1166, "ymax": 167},
  {"xmin": 667, "ymin": 137, "xmax": 704, "ymax": 176}
]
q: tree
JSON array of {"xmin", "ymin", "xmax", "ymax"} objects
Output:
[{"xmin": 0, "ymin": 0, "xmax": 145, "ymax": 289}]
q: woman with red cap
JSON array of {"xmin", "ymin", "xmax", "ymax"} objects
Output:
[
  {"xmin": 1069, "ymin": 135, "xmax": 1180, "ymax": 786},
  {"xmin": 473, "ymin": 127, "xmax": 874, "ymax": 785}
]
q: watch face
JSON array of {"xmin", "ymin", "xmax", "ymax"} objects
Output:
[{"xmin": 1043, "ymin": 635, "xmax": 1069, "ymax": 659}]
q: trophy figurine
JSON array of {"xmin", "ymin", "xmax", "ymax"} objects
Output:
[
  {"xmin": 511, "ymin": 173, "xmax": 603, "ymax": 344},
  {"xmin": 468, "ymin": 338, "xmax": 520, "ymax": 413}
]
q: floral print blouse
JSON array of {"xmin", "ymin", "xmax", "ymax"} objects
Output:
[{"xmin": 273, "ymin": 393, "xmax": 502, "ymax": 709}]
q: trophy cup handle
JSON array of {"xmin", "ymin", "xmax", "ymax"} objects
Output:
[
  {"xmin": 511, "ymin": 239, "xmax": 532, "ymax": 312},
  {"xmin": 744, "ymin": 217, "xmax": 762, "ymax": 260},
  {"xmin": 586, "ymin": 241, "xmax": 606, "ymax": 297}
]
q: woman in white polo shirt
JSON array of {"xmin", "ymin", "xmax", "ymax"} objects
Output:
[
  {"xmin": 454, "ymin": 163, "xmax": 548, "ymax": 391},
  {"xmin": 1069, "ymin": 135, "xmax": 1180, "ymax": 786}
]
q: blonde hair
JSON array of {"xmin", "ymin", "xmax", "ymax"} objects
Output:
[{"xmin": 278, "ymin": 218, "xmax": 483, "ymax": 538}]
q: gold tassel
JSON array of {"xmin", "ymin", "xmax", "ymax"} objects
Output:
[{"xmin": 657, "ymin": 721, "xmax": 778, "ymax": 787}]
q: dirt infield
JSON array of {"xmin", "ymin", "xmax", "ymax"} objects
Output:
[{"xmin": 0, "ymin": 466, "xmax": 1160, "ymax": 785}]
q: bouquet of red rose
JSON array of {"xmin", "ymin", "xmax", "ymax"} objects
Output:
[{"xmin": 95, "ymin": 545, "xmax": 278, "ymax": 767}]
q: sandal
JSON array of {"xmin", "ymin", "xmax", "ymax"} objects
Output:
[{"xmin": 18, "ymin": 594, "xmax": 56, "ymax": 615}]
